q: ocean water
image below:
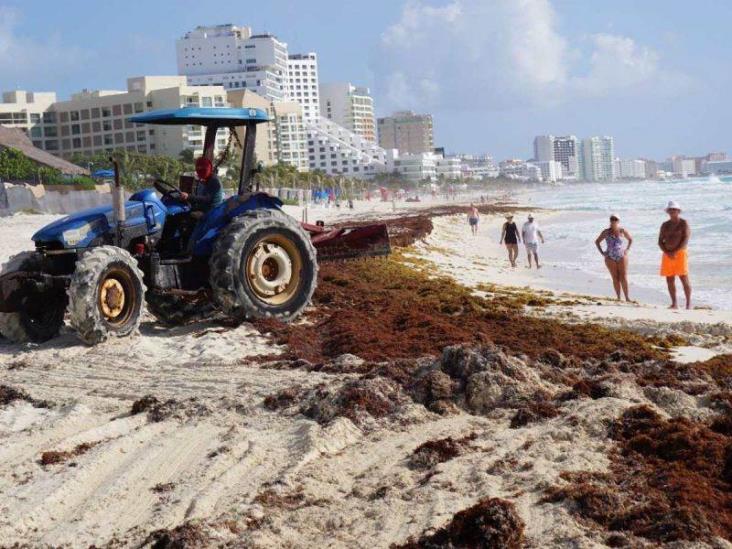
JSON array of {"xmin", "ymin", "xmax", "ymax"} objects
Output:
[{"xmin": 514, "ymin": 177, "xmax": 732, "ymax": 309}]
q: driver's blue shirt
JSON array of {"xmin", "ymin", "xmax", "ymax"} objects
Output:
[{"xmin": 190, "ymin": 176, "xmax": 223, "ymax": 213}]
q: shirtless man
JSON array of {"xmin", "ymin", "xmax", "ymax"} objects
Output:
[
  {"xmin": 658, "ymin": 200, "xmax": 692, "ymax": 309},
  {"xmin": 467, "ymin": 203, "xmax": 480, "ymax": 235}
]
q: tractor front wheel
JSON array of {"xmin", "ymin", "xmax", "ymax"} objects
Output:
[
  {"xmin": 67, "ymin": 246, "xmax": 146, "ymax": 345},
  {"xmin": 0, "ymin": 252, "xmax": 66, "ymax": 343},
  {"xmin": 210, "ymin": 210, "xmax": 318, "ymax": 322}
]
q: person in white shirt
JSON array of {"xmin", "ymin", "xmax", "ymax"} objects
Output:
[{"xmin": 522, "ymin": 214, "xmax": 545, "ymax": 269}]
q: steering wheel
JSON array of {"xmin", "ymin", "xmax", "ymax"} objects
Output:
[{"xmin": 154, "ymin": 179, "xmax": 185, "ymax": 201}]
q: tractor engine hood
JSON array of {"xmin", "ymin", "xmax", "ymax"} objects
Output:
[
  {"xmin": 33, "ymin": 205, "xmax": 113, "ymax": 248},
  {"xmin": 32, "ymin": 190, "xmax": 167, "ymax": 249}
]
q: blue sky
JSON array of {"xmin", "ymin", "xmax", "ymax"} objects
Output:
[{"xmin": 1, "ymin": 0, "xmax": 730, "ymax": 160}]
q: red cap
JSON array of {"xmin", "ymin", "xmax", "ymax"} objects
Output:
[{"xmin": 195, "ymin": 157, "xmax": 213, "ymax": 180}]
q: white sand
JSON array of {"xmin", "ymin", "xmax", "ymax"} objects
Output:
[{"xmin": 1, "ymin": 206, "xmax": 731, "ymax": 547}]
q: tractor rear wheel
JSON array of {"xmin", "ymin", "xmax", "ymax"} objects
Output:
[
  {"xmin": 145, "ymin": 292, "xmax": 214, "ymax": 326},
  {"xmin": 0, "ymin": 252, "xmax": 66, "ymax": 343},
  {"xmin": 67, "ymin": 246, "xmax": 146, "ymax": 345},
  {"xmin": 210, "ymin": 210, "xmax": 317, "ymax": 322}
]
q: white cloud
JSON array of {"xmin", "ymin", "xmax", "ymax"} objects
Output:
[
  {"xmin": 572, "ymin": 33, "xmax": 663, "ymax": 96},
  {"xmin": 0, "ymin": 7, "xmax": 92, "ymax": 87},
  {"xmin": 374, "ymin": 0, "xmax": 686, "ymax": 113}
]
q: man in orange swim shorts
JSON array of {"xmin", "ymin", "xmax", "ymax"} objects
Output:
[{"xmin": 658, "ymin": 200, "xmax": 692, "ymax": 309}]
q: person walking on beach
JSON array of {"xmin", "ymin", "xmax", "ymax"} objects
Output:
[
  {"xmin": 467, "ymin": 203, "xmax": 480, "ymax": 235},
  {"xmin": 658, "ymin": 201, "xmax": 692, "ymax": 309},
  {"xmin": 595, "ymin": 214, "xmax": 633, "ymax": 301},
  {"xmin": 500, "ymin": 215, "xmax": 521, "ymax": 267},
  {"xmin": 522, "ymin": 214, "xmax": 545, "ymax": 269}
]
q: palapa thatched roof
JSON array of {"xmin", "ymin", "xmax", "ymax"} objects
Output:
[{"xmin": 0, "ymin": 125, "xmax": 88, "ymax": 176}]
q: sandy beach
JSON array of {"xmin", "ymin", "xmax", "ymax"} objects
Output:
[{"xmin": 2, "ymin": 198, "xmax": 732, "ymax": 547}]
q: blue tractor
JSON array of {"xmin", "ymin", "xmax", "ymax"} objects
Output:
[{"xmin": 0, "ymin": 107, "xmax": 389, "ymax": 345}]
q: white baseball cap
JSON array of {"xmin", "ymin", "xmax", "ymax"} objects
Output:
[{"xmin": 665, "ymin": 200, "xmax": 682, "ymax": 212}]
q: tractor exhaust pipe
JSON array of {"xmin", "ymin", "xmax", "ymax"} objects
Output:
[{"xmin": 110, "ymin": 158, "xmax": 126, "ymax": 246}]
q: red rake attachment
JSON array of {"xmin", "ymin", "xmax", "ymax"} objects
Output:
[{"xmin": 303, "ymin": 222, "xmax": 391, "ymax": 262}]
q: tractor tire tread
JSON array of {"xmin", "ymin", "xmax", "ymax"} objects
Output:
[
  {"xmin": 67, "ymin": 246, "xmax": 146, "ymax": 345},
  {"xmin": 145, "ymin": 292, "xmax": 214, "ymax": 326}
]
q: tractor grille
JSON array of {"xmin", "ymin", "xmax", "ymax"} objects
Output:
[{"xmin": 35, "ymin": 241, "xmax": 65, "ymax": 253}]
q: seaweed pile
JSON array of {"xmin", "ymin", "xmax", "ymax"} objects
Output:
[
  {"xmin": 546, "ymin": 387, "xmax": 732, "ymax": 544},
  {"xmin": 394, "ymin": 497, "xmax": 525, "ymax": 549},
  {"xmin": 256, "ymin": 254, "xmax": 669, "ymax": 365},
  {"xmin": 0, "ymin": 384, "xmax": 51, "ymax": 408},
  {"xmin": 39, "ymin": 442, "xmax": 98, "ymax": 467}
]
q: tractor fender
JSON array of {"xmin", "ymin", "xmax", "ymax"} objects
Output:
[{"xmin": 191, "ymin": 192, "xmax": 284, "ymax": 257}]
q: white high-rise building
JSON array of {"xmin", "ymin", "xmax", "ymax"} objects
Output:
[
  {"xmin": 319, "ymin": 83, "xmax": 376, "ymax": 142},
  {"xmin": 307, "ymin": 117, "xmax": 385, "ymax": 178},
  {"xmin": 580, "ymin": 137, "xmax": 615, "ymax": 181},
  {"xmin": 286, "ymin": 53, "xmax": 320, "ymax": 123},
  {"xmin": 177, "ymin": 25, "xmax": 290, "ymax": 101},
  {"xmin": 670, "ymin": 156, "xmax": 696, "ymax": 178},
  {"xmin": 534, "ymin": 160, "xmax": 563, "ymax": 182},
  {"xmin": 533, "ymin": 135, "xmax": 579, "ymax": 179},
  {"xmin": 614, "ymin": 158, "xmax": 646, "ymax": 179},
  {"xmin": 227, "ymin": 89, "xmax": 309, "ymax": 172}
]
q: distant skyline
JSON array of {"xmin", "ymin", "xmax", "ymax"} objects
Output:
[{"xmin": 1, "ymin": 0, "xmax": 730, "ymax": 160}]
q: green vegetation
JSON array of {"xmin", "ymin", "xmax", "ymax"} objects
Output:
[
  {"xmin": 0, "ymin": 147, "xmax": 95, "ymax": 187},
  {"xmin": 0, "ymin": 148, "xmax": 38, "ymax": 181}
]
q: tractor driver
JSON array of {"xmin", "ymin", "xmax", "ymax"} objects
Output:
[{"xmin": 180, "ymin": 157, "xmax": 224, "ymax": 215}]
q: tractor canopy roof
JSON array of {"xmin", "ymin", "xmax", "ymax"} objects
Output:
[{"xmin": 129, "ymin": 107, "xmax": 269, "ymax": 126}]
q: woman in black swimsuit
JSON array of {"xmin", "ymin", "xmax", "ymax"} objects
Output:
[{"xmin": 500, "ymin": 215, "xmax": 521, "ymax": 267}]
